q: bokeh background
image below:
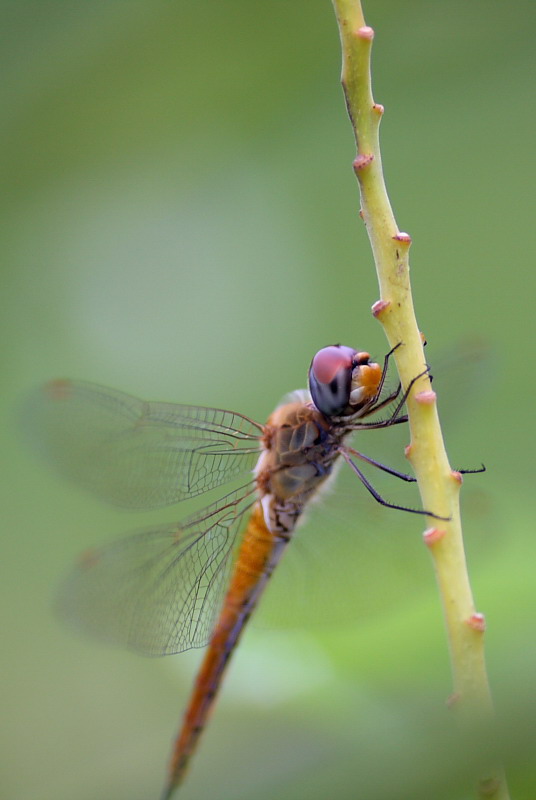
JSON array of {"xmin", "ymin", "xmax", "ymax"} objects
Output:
[{"xmin": 2, "ymin": 2, "xmax": 535, "ymax": 799}]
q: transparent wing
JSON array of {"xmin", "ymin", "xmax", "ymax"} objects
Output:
[
  {"xmin": 56, "ymin": 487, "xmax": 256, "ymax": 656},
  {"xmin": 24, "ymin": 379, "xmax": 262, "ymax": 509}
]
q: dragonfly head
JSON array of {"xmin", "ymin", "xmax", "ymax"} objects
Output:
[{"xmin": 308, "ymin": 345, "xmax": 382, "ymax": 418}]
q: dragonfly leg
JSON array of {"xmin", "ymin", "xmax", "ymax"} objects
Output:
[
  {"xmin": 382, "ymin": 366, "xmax": 430, "ymax": 425},
  {"xmin": 342, "ymin": 446, "xmax": 417, "ymax": 482},
  {"xmin": 359, "ymin": 385, "xmax": 401, "ymax": 419},
  {"xmin": 341, "ymin": 450, "xmax": 449, "ymax": 520},
  {"xmin": 454, "ymin": 463, "xmax": 486, "ymax": 475},
  {"xmin": 367, "ymin": 342, "xmax": 403, "ymax": 408},
  {"xmin": 350, "ymin": 414, "xmax": 408, "ymax": 431},
  {"xmin": 357, "ymin": 360, "xmax": 430, "ymax": 426}
]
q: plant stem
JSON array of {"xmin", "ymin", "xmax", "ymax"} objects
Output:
[{"xmin": 330, "ymin": 2, "xmax": 510, "ymax": 798}]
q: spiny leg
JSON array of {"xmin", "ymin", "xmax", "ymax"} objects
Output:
[
  {"xmin": 344, "ymin": 448, "xmax": 486, "ymax": 482},
  {"xmin": 358, "ymin": 386, "xmax": 401, "ymax": 420},
  {"xmin": 341, "ymin": 450, "xmax": 449, "ymax": 520},
  {"xmin": 454, "ymin": 464, "xmax": 486, "ymax": 475},
  {"xmin": 352, "ymin": 415, "xmax": 408, "ymax": 431},
  {"xmin": 342, "ymin": 446, "xmax": 417, "ymax": 482},
  {"xmin": 367, "ymin": 342, "xmax": 403, "ymax": 408},
  {"xmin": 356, "ymin": 363, "xmax": 429, "ymax": 428},
  {"xmin": 383, "ymin": 366, "xmax": 430, "ymax": 426}
]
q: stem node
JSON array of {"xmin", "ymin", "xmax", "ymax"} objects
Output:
[
  {"xmin": 353, "ymin": 153, "xmax": 374, "ymax": 171},
  {"xmin": 415, "ymin": 389, "xmax": 437, "ymax": 405},
  {"xmin": 392, "ymin": 231, "xmax": 412, "ymax": 245},
  {"xmin": 423, "ymin": 527, "xmax": 447, "ymax": 546},
  {"xmin": 371, "ymin": 299, "xmax": 390, "ymax": 318},
  {"xmin": 466, "ymin": 613, "xmax": 486, "ymax": 632},
  {"xmin": 356, "ymin": 25, "xmax": 374, "ymax": 40}
]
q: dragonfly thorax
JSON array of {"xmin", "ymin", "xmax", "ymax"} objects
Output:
[{"xmin": 256, "ymin": 400, "xmax": 346, "ymax": 535}]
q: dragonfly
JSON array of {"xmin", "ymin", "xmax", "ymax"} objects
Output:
[{"xmin": 29, "ymin": 343, "xmax": 458, "ymax": 799}]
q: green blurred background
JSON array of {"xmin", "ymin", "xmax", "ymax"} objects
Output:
[{"xmin": 2, "ymin": 2, "xmax": 535, "ymax": 799}]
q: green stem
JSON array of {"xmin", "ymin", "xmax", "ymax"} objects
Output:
[{"xmin": 331, "ymin": 2, "xmax": 510, "ymax": 798}]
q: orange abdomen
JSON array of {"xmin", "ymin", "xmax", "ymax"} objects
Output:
[{"xmin": 164, "ymin": 503, "xmax": 286, "ymax": 797}]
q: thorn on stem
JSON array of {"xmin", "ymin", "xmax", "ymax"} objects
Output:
[
  {"xmin": 466, "ymin": 613, "xmax": 486, "ymax": 632},
  {"xmin": 404, "ymin": 443, "xmax": 412, "ymax": 459},
  {"xmin": 446, "ymin": 692, "xmax": 460, "ymax": 708},
  {"xmin": 423, "ymin": 527, "xmax": 446, "ymax": 546},
  {"xmin": 372, "ymin": 103, "xmax": 384, "ymax": 115},
  {"xmin": 353, "ymin": 154, "xmax": 374, "ymax": 171},
  {"xmin": 451, "ymin": 470, "xmax": 463, "ymax": 485},
  {"xmin": 415, "ymin": 390, "xmax": 436, "ymax": 405},
  {"xmin": 371, "ymin": 299, "xmax": 390, "ymax": 318},
  {"xmin": 392, "ymin": 232, "xmax": 412, "ymax": 247},
  {"xmin": 357, "ymin": 26, "xmax": 374, "ymax": 41}
]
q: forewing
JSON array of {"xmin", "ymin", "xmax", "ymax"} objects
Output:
[
  {"xmin": 24, "ymin": 380, "xmax": 262, "ymax": 509},
  {"xmin": 56, "ymin": 488, "xmax": 256, "ymax": 655}
]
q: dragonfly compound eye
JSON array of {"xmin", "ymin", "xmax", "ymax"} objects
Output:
[{"xmin": 308, "ymin": 345, "xmax": 358, "ymax": 417}]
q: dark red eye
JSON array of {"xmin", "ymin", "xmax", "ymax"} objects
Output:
[
  {"xmin": 310, "ymin": 345, "xmax": 355, "ymax": 385},
  {"xmin": 308, "ymin": 345, "xmax": 358, "ymax": 417}
]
